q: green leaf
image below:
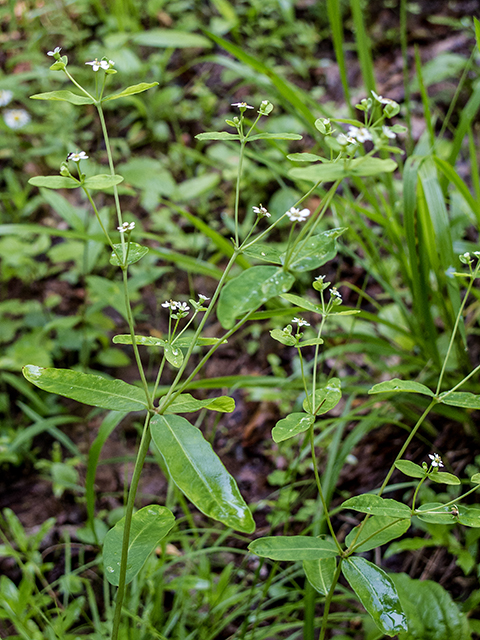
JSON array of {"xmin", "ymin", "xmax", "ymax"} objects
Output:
[
  {"xmin": 392, "ymin": 572, "xmax": 472, "ymax": 640},
  {"xmin": 195, "ymin": 132, "xmax": 240, "ymax": 141},
  {"xmin": 342, "ymin": 557, "xmax": 407, "ymax": 637},
  {"xmin": 103, "ymin": 82, "xmax": 159, "ymax": 102},
  {"xmin": 439, "ymin": 391, "xmax": 480, "ymax": 410},
  {"xmin": 30, "ymin": 90, "xmax": 94, "ymax": 105},
  {"xmin": 83, "ymin": 174, "xmax": 124, "ymax": 189},
  {"xmin": 163, "ymin": 393, "xmax": 235, "ymax": 414},
  {"xmin": 286, "ymin": 228, "xmax": 345, "ymax": 272},
  {"xmin": 428, "ymin": 471, "xmax": 461, "ymax": 485},
  {"xmin": 303, "ymin": 557, "xmax": 336, "ymax": 595},
  {"xmin": 345, "ymin": 516, "xmax": 411, "ymax": 553},
  {"xmin": 150, "ymin": 414, "xmax": 255, "ymax": 533},
  {"xmin": 272, "ymin": 412, "xmax": 315, "ymax": 443},
  {"xmin": 217, "ymin": 266, "xmax": 295, "ymax": 329},
  {"xmin": 298, "ymin": 337, "xmax": 325, "ymax": 346},
  {"xmin": 113, "ymin": 335, "xmax": 166, "ymax": 347},
  {"xmin": 164, "ymin": 343, "xmax": 184, "ymax": 368},
  {"xmin": 132, "ymin": 29, "xmax": 212, "ymax": 49},
  {"xmin": 110, "ymin": 243, "xmax": 149, "ymax": 266},
  {"xmin": 471, "ymin": 473, "xmax": 480, "ymax": 484},
  {"xmin": 247, "ymin": 132, "xmax": 302, "ymax": 141},
  {"xmin": 395, "ymin": 460, "xmax": 427, "ymax": 479},
  {"xmin": 280, "ymin": 293, "xmax": 322, "ymax": 315},
  {"xmin": 414, "ymin": 503, "xmax": 455, "ymax": 525},
  {"xmin": 287, "ymin": 152, "xmax": 324, "ymax": 162},
  {"xmin": 243, "ymin": 244, "xmax": 282, "ymax": 264},
  {"xmin": 103, "ymin": 504, "xmax": 175, "ymax": 586},
  {"xmin": 269, "ymin": 328, "xmax": 297, "ymax": 346},
  {"xmin": 23, "ymin": 365, "xmax": 147, "ymax": 411},
  {"xmin": 28, "ymin": 176, "xmax": 80, "ymax": 189},
  {"xmin": 457, "ymin": 506, "xmax": 480, "ymax": 528},
  {"xmin": 248, "ymin": 535, "xmax": 338, "ymax": 561},
  {"xmin": 368, "ymin": 379, "xmax": 434, "ymax": 396},
  {"xmin": 289, "ymin": 157, "xmax": 397, "ymax": 182},
  {"xmin": 341, "ymin": 494, "xmax": 412, "ymax": 519},
  {"xmin": 302, "ymin": 378, "xmax": 342, "ymax": 415}
]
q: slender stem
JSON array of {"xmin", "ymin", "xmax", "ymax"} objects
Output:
[
  {"xmin": 443, "ymin": 363, "xmax": 480, "ymax": 396},
  {"xmin": 411, "ymin": 475, "xmax": 427, "ymax": 512},
  {"xmin": 297, "ymin": 347, "xmax": 312, "ymax": 413},
  {"xmin": 82, "ymin": 187, "xmax": 118, "ymax": 254},
  {"xmin": 234, "ymin": 142, "xmax": 246, "ymax": 246},
  {"xmin": 63, "ymin": 68, "xmax": 96, "ymax": 101},
  {"xmin": 318, "ymin": 558, "xmax": 343, "ymax": 640}
]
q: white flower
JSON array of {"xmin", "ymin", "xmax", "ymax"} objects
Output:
[
  {"xmin": 177, "ymin": 302, "xmax": 190, "ymax": 312},
  {"xmin": 329, "ymin": 287, "xmax": 342, "ymax": 305},
  {"xmin": 253, "ymin": 204, "xmax": 271, "ymax": 218},
  {"xmin": 117, "ymin": 221, "xmax": 135, "ymax": 232},
  {"xmin": 47, "ymin": 46, "xmax": 62, "ymax": 56},
  {"xmin": 85, "ymin": 58, "xmax": 112, "ymax": 71},
  {"xmin": 292, "ymin": 317, "xmax": 310, "ymax": 327},
  {"xmin": 428, "ymin": 453, "xmax": 444, "ymax": 468},
  {"xmin": 337, "ymin": 133, "xmax": 357, "ymax": 146},
  {"xmin": 162, "ymin": 300, "xmax": 178, "ymax": 309},
  {"xmin": 382, "ymin": 125, "xmax": 396, "ymax": 139},
  {"xmin": 67, "ymin": 151, "xmax": 89, "ymax": 162},
  {"xmin": 286, "ymin": 207, "xmax": 310, "ymax": 222},
  {"xmin": 231, "ymin": 102, "xmax": 254, "ymax": 109},
  {"xmin": 4, "ymin": 109, "xmax": 30, "ymax": 129},
  {"xmin": 348, "ymin": 126, "xmax": 372, "ymax": 143},
  {"xmin": 371, "ymin": 90, "xmax": 397, "ymax": 107},
  {"xmin": 198, "ymin": 294, "xmax": 210, "ymax": 301},
  {"xmin": 0, "ymin": 90, "xmax": 13, "ymax": 107}
]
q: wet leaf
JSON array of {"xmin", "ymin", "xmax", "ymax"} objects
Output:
[
  {"xmin": 345, "ymin": 515, "xmax": 411, "ymax": 553},
  {"xmin": 110, "ymin": 243, "xmax": 149, "ymax": 266},
  {"xmin": 285, "ymin": 228, "xmax": 345, "ymax": 272},
  {"xmin": 369, "ymin": 379, "xmax": 434, "ymax": 396},
  {"xmin": 272, "ymin": 412, "xmax": 315, "ymax": 442},
  {"xmin": 163, "ymin": 393, "xmax": 235, "ymax": 414},
  {"xmin": 395, "ymin": 460, "xmax": 427, "ymax": 479},
  {"xmin": 302, "ymin": 378, "xmax": 342, "ymax": 415},
  {"xmin": 439, "ymin": 391, "xmax": 480, "ymax": 410},
  {"xmin": 341, "ymin": 494, "xmax": 411, "ymax": 519},
  {"xmin": 303, "ymin": 557, "xmax": 336, "ymax": 595},
  {"xmin": 249, "ymin": 535, "xmax": 338, "ymax": 561}
]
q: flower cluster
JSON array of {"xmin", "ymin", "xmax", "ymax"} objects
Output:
[
  {"xmin": 162, "ymin": 300, "xmax": 190, "ymax": 312},
  {"xmin": 347, "ymin": 126, "xmax": 372, "ymax": 143},
  {"xmin": 86, "ymin": 58, "xmax": 115, "ymax": 72},
  {"xmin": 231, "ymin": 102, "xmax": 254, "ymax": 110},
  {"xmin": 117, "ymin": 222, "xmax": 135, "ymax": 233},
  {"xmin": 67, "ymin": 151, "xmax": 89, "ymax": 162},
  {"xmin": 286, "ymin": 207, "xmax": 310, "ymax": 222},
  {"xmin": 329, "ymin": 287, "xmax": 342, "ymax": 305},
  {"xmin": 428, "ymin": 453, "xmax": 444, "ymax": 468}
]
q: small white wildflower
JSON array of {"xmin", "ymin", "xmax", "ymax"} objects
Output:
[
  {"xmin": 253, "ymin": 204, "xmax": 271, "ymax": 218},
  {"xmin": 198, "ymin": 294, "xmax": 210, "ymax": 302},
  {"xmin": 286, "ymin": 207, "xmax": 310, "ymax": 222},
  {"xmin": 67, "ymin": 151, "xmax": 89, "ymax": 162},
  {"xmin": 292, "ymin": 317, "xmax": 310, "ymax": 327},
  {"xmin": 348, "ymin": 126, "xmax": 372, "ymax": 143},
  {"xmin": 4, "ymin": 109, "xmax": 30, "ymax": 130},
  {"xmin": 162, "ymin": 300, "xmax": 179, "ymax": 309},
  {"xmin": 177, "ymin": 302, "xmax": 190, "ymax": 312},
  {"xmin": 382, "ymin": 125, "xmax": 396, "ymax": 139},
  {"xmin": 47, "ymin": 46, "xmax": 62, "ymax": 56},
  {"xmin": 337, "ymin": 133, "xmax": 357, "ymax": 146},
  {"xmin": 0, "ymin": 90, "xmax": 13, "ymax": 107},
  {"xmin": 329, "ymin": 287, "xmax": 342, "ymax": 305},
  {"xmin": 86, "ymin": 58, "xmax": 112, "ymax": 72},
  {"xmin": 371, "ymin": 90, "xmax": 397, "ymax": 107},
  {"xmin": 428, "ymin": 453, "xmax": 444, "ymax": 468},
  {"xmin": 231, "ymin": 102, "xmax": 254, "ymax": 109},
  {"xmin": 117, "ymin": 221, "xmax": 135, "ymax": 233}
]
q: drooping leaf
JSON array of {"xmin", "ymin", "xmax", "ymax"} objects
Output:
[
  {"xmin": 368, "ymin": 379, "xmax": 434, "ymax": 396},
  {"xmin": 217, "ymin": 266, "xmax": 295, "ymax": 329},
  {"xmin": 195, "ymin": 132, "xmax": 240, "ymax": 141},
  {"xmin": 289, "ymin": 157, "xmax": 397, "ymax": 182},
  {"xmin": 302, "ymin": 378, "xmax": 342, "ymax": 415},
  {"xmin": 103, "ymin": 504, "xmax": 175, "ymax": 586},
  {"xmin": 345, "ymin": 515, "xmax": 411, "ymax": 553},
  {"xmin": 164, "ymin": 343, "xmax": 184, "ymax": 368},
  {"xmin": 28, "ymin": 176, "xmax": 80, "ymax": 189},
  {"xmin": 23, "ymin": 365, "xmax": 147, "ymax": 411},
  {"xmin": 439, "ymin": 391, "xmax": 480, "ymax": 410},
  {"xmin": 303, "ymin": 557, "xmax": 336, "ymax": 595},
  {"xmin": 414, "ymin": 503, "xmax": 455, "ymax": 525},
  {"xmin": 150, "ymin": 414, "xmax": 255, "ymax": 533},
  {"xmin": 342, "ymin": 557, "xmax": 407, "ymax": 636},
  {"xmin": 272, "ymin": 412, "xmax": 315, "ymax": 443},
  {"xmin": 30, "ymin": 90, "xmax": 94, "ymax": 105},
  {"xmin": 103, "ymin": 82, "xmax": 159, "ymax": 102},
  {"xmin": 248, "ymin": 535, "xmax": 338, "ymax": 561},
  {"xmin": 83, "ymin": 174, "xmax": 124, "ymax": 189},
  {"xmin": 341, "ymin": 494, "xmax": 412, "ymax": 519},
  {"xmin": 285, "ymin": 228, "xmax": 345, "ymax": 272},
  {"xmin": 110, "ymin": 243, "xmax": 149, "ymax": 266},
  {"xmin": 162, "ymin": 393, "xmax": 235, "ymax": 414},
  {"xmin": 395, "ymin": 460, "xmax": 427, "ymax": 479}
]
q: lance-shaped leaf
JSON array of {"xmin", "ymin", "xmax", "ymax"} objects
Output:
[
  {"xmin": 103, "ymin": 504, "xmax": 175, "ymax": 586},
  {"xmin": 195, "ymin": 132, "xmax": 240, "ymax": 141},
  {"xmin": 303, "ymin": 557, "xmax": 336, "ymax": 595},
  {"xmin": 217, "ymin": 266, "xmax": 295, "ymax": 329},
  {"xmin": 303, "ymin": 378, "xmax": 342, "ymax": 415},
  {"xmin": 23, "ymin": 365, "xmax": 147, "ymax": 411},
  {"xmin": 395, "ymin": 460, "xmax": 426, "ymax": 479},
  {"xmin": 272, "ymin": 412, "xmax": 315, "ymax": 443},
  {"xmin": 28, "ymin": 176, "xmax": 80, "ymax": 189},
  {"xmin": 103, "ymin": 82, "xmax": 159, "ymax": 102},
  {"xmin": 368, "ymin": 379, "xmax": 434, "ymax": 396},
  {"xmin": 83, "ymin": 174, "xmax": 124, "ymax": 189},
  {"xmin": 284, "ymin": 228, "xmax": 346, "ymax": 272},
  {"xmin": 287, "ymin": 152, "xmax": 324, "ymax": 162},
  {"xmin": 280, "ymin": 293, "xmax": 322, "ymax": 315},
  {"xmin": 438, "ymin": 391, "xmax": 480, "ymax": 410},
  {"xmin": 249, "ymin": 535, "xmax": 339, "ymax": 561},
  {"xmin": 110, "ymin": 243, "xmax": 149, "ymax": 266},
  {"xmin": 345, "ymin": 516, "xmax": 411, "ymax": 553},
  {"xmin": 113, "ymin": 335, "xmax": 167, "ymax": 347},
  {"xmin": 248, "ymin": 132, "xmax": 302, "ymax": 141},
  {"xmin": 428, "ymin": 471, "xmax": 461, "ymax": 485},
  {"xmin": 341, "ymin": 494, "xmax": 411, "ymax": 519},
  {"xmin": 150, "ymin": 414, "xmax": 255, "ymax": 533},
  {"xmin": 342, "ymin": 557, "xmax": 407, "ymax": 637},
  {"xmin": 162, "ymin": 393, "xmax": 235, "ymax": 414},
  {"xmin": 243, "ymin": 244, "xmax": 282, "ymax": 264},
  {"xmin": 289, "ymin": 157, "xmax": 397, "ymax": 182},
  {"xmin": 414, "ymin": 503, "xmax": 455, "ymax": 525},
  {"xmin": 30, "ymin": 90, "xmax": 94, "ymax": 105}
]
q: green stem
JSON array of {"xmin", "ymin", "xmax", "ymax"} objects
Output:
[
  {"xmin": 234, "ymin": 142, "xmax": 246, "ymax": 246},
  {"xmin": 318, "ymin": 558, "xmax": 343, "ymax": 640},
  {"xmin": 82, "ymin": 187, "xmax": 117, "ymax": 254}
]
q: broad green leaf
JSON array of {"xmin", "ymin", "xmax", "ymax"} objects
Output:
[
  {"xmin": 289, "ymin": 157, "xmax": 397, "ymax": 182},
  {"xmin": 243, "ymin": 244, "xmax": 282, "ymax": 264},
  {"xmin": 150, "ymin": 414, "xmax": 255, "ymax": 533},
  {"xmin": 269, "ymin": 328, "xmax": 297, "ymax": 346},
  {"xmin": 217, "ymin": 266, "xmax": 295, "ymax": 329},
  {"xmin": 457, "ymin": 506, "xmax": 480, "ymax": 528},
  {"xmin": 83, "ymin": 174, "xmax": 124, "ymax": 189},
  {"xmin": 173, "ymin": 336, "xmax": 225, "ymax": 348},
  {"xmin": 30, "ymin": 90, "xmax": 94, "ymax": 105},
  {"xmin": 414, "ymin": 503, "xmax": 455, "ymax": 525},
  {"xmin": 164, "ymin": 343, "xmax": 184, "ymax": 368},
  {"xmin": 368, "ymin": 379, "xmax": 434, "ymax": 396},
  {"xmin": 28, "ymin": 176, "xmax": 80, "ymax": 189},
  {"xmin": 248, "ymin": 132, "xmax": 302, "ymax": 141},
  {"xmin": 132, "ymin": 29, "xmax": 212, "ymax": 49},
  {"xmin": 280, "ymin": 293, "xmax": 322, "ymax": 315},
  {"xmin": 248, "ymin": 535, "xmax": 338, "ymax": 561},
  {"xmin": 439, "ymin": 391, "xmax": 480, "ymax": 410},
  {"xmin": 103, "ymin": 504, "xmax": 175, "ymax": 586},
  {"xmin": 298, "ymin": 337, "xmax": 325, "ymax": 346},
  {"xmin": 285, "ymin": 228, "xmax": 345, "ymax": 272},
  {"xmin": 23, "ymin": 365, "xmax": 147, "ymax": 411},
  {"xmin": 345, "ymin": 516, "xmax": 411, "ymax": 553},
  {"xmin": 272, "ymin": 412, "xmax": 315, "ymax": 443},
  {"xmin": 110, "ymin": 243, "xmax": 149, "ymax": 266},
  {"xmin": 428, "ymin": 471, "xmax": 461, "ymax": 485},
  {"xmin": 195, "ymin": 132, "xmax": 240, "ymax": 141},
  {"xmin": 287, "ymin": 152, "xmax": 324, "ymax": 162},
  {"xmin": 342, "ymin": 557, "xmax": 407, "ymax": 636},
  {"xmin": 103, "ymin": 82, "xmax": 159, "ymax": 102},
  {"xmin": 471, "ymin": 473, "xmax": 480, "ymax": 484},
  {"xmin": 303, "ymin": 557, "xmax": 336, "ymax": 595},
  {"xmin": 341, "ymin": 494, "xmax": 411, "ymax": 519},
  {"xmin": 163, "ymin": 393, "xmax": 235, "ymax": 414},
  {"xmin": 302, "ymin": 378, "xmax": 342, "ymax": 415},
  {"xmin": 113, "ymin": 335, "xmax": 166, "ymax": 347},
  {"xmin": 395, "ymin": 460, "xmax": 427, "ymax": 479},
  {"xmin": 392, "ymin": 572, "xmax": 472, "ymax": 640}
]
